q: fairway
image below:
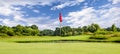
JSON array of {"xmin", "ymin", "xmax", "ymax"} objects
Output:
[{"xmin": 0, "ymin": 42, "xmax": 120, "ymax": 54}]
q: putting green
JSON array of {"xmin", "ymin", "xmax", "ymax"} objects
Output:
[{"xmin": 0, "ymin": 42, "xmax": 120, "ymax": 54}]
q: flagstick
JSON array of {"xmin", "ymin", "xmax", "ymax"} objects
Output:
[
  {"xmin": 59, "ymin": 12, "xmax": 62, "ymax": 36},
  {"xmin": 60, "ymin": 22, "xmax": 62, "ymax": 36}
]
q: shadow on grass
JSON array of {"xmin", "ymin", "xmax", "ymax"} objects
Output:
[{"xmin": 14, "ymin": 40, "xmax": 120, "ymax": 43}]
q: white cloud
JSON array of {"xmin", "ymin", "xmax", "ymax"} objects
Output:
[
  {"xmin": 2, "ymin": 19, "xmax": 25, "ymax": 26},
  {"xmin": 0, "ymin": 17, "xmax": 57, "ymax": 30},
  {"xmin": 0, "ymin": 6, "xmax": 13, "ymax": 16},
  {"xmin": 0, "ymin": 0, "xmax": 120, "ymax": 30},
  {"xmin": 64, "ymin": 6, "xmax": 120, "ymax": 28},
  {"xmin": 0, "ymin": 15, "xmax": 59, "ymax": 30},
  {"xmin": 0, "ymin": 0, "xmax": 59, "ymax": 30},
  {"xmin": 0, "ymin": 0, "xmax": 58, "ymax": 16},
  {"xmin": 64, "ymin": 7, "xmax": 96, "ymax": 27},
  {"xmin": 0, "ymin": 0, "xmax": 57, "ymax": 6},
  {"xmin": 33, "ymin": 10, "xmax": 40, "ymax": 13},
  {"xmin": 23, "ymin": 17, "xmax": 59, "ymax": 30},
  {"xmin": 109, "ymin": 0, "xmax": 120, "ymax": 4},
  {"xmin": 51, "ymin": 0, "xmax": 85, "ymax": 10}
]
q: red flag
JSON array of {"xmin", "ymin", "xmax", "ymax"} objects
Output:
[{"xmin": 59, "ymin": 12, "xmax": 62, "ymax": 22}]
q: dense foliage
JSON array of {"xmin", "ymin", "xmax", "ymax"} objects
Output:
[
  {"xmin": 0, "ymin": 23, "xmax": 120, "ymax": 36},
  {"xmin": 0, "ymin": 25, "xmax": 40, "ymax": 36}
]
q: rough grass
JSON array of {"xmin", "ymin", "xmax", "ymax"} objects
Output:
[
  {"xmin": 0, "ymin": 35, "xmax": 120, "ymax": 43},
  {"xmin": 0, "ymin": 35, "xmax": 90, "ymax": 42}
]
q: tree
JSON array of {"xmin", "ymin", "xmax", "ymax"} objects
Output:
[
  {"xmin": 31, "ymin": 25, "xmax": 38, "ymax": 29},
  {"xmin": 12, "ymin": 25, "xmax": 24, "ymax": 35},
  {"xmin": 40, "ymin": 29, "xmax": 54, "ymax": 36},
  {"xmin": 72, "ymin": 28, "xmax": 77, "ymax": 35},
  {"xmin": 117, "ymin": 28, "xmax": 120, "ymax": 32},
  {"xmin": 93, "ymin": 24, "xmax": 100, "ymax": 31},
  {"xmin": 0, "ymin": 23, "xmax": 119, "ymax": 37},
  {"xmin": 87, "ymin": 24, "xmax": 101, "ymax": 33},
  {"xmin": 22, "ymin": 27, "xmax": 33, "ymax": 36},
  {"xmin": 88, "ymin": 24, "xmax": 96, "ymax": 33},
  {"xmin": 76, "ymin": 27, "xmax": 82, "ymax": 35},
  {"xmin": 31, "ymin": 29, "xmax": 39, "ymax": 36},
  {"xmin": 7, "ymin": 30, "xmax": 14, "ymax": 36},
  {"xmin": 111, "ymin": 24, "xmax": 117, "ymax": 32},
  {"xmin": 82, "ymin": 26, "xmax": 88, "ymax": 32},
  {"xmin": 12, "ymin": 25, "xmax": 40, "ymax": 36},
  {"xmin": 62, "ymin": 26, "xmax": 72, "ymax": 36},
  {"xmin": 54, "ymin": 27, "xmax": 60, "ymax": 36},
  {"xmin": 54, "ymin": 26, "xmax": 72, "ymax": 36},
  {"xmin": 106, "ymin": 27, "xmax": 111, "ymax": 31}
]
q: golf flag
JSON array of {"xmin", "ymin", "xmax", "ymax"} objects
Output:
[{"xmin": 59, "ymin": 12, "xmax": 62, "ymax": 22}]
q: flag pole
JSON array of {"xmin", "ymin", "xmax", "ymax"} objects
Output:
[
  {"xmin": 60, "ymin": 22, "xmax": 61, "ymax": 36},
  {"xmin": 59, "ymin": 12, "xmax": 62, "ymax": 36}
]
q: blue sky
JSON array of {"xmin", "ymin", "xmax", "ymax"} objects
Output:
[{"xmin": 0, "ymin": 0, "xmax": 120, "ymax": 30}]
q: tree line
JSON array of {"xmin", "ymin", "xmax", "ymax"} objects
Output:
[
  {"xmin": 0, "ymin": 24, "xmax": 120, "ymax": 36},
  {"xmin": 53, "ymin": 24, "xmax": 120, "ymax": 36}
]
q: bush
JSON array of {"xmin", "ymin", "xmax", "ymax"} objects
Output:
[
  {"xmin": 89, "ymin": 35, "xmax": 111, "ymax": 40},
  {"xmin": 22, "ymin": 33, "xmax": 31, "ymax": 36},
  {"xmin": 94, "ymin": 31, "xmax": 113, "ymax": 35},
  {"xmin": 7, "ymin": 30, "xmax": 15, "ymax": 36},
  {"xmin": 0, "ymin": 33, "xmax": 8, "ymax": 37},
  {"xmin": 111, "ymin": 33, "xmax": 120, "ymax": 37},
  {"xmin": 113, "ymin": 38, "xmax": 120, "ymax": 43},
  {"xmin": 15, "ymin": 32, "xmax": 22, "ymax": 36},
  {"xmin": 114, "ymin": 40, "xmax": 120, "ymax": 43}
]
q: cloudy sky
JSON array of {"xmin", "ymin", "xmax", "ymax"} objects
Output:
[{"xmin": 0, "ymin": 0, "xmax": 120, "ymax": 30}]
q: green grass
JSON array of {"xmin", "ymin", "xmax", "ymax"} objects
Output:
[
  {"xmin": 0, "ymin": 42, "xmax": 120, "ymax": 54},
  {"xmin": 0, "ymin": 35, "xmax": 120, "ymax": 43},
  {"xmin": 0, "ymin": 35, "xmax": 90, "ymax": 42},
  {"xmin": 0, "ymin": 35, "xmax": 120, "ymax": 54}
]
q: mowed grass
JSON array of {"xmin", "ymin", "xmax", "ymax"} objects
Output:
[
  {"xmin": 0, "ymin": 42, "xmax": 120, "ymax": 54},
  {"xmin": 0, "ymin": 35, "xmax": 120, "ymax": 54}
]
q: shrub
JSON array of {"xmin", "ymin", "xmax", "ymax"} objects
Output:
[
  {"xmin": 89, "ymin": 35, "xmax": 111, "ymax": 40},
  {"xmin": 83, "ymin": 32, "xmax": 93, "ymax": 35},
  {"xmin": 111, "ymin": 33, "xmax": 120, "ymax": 37},
  {"xmin": 94, "ymin": 31, "xmax": 114, "ymax": 35},
  {"xmin": 113, "ymin": 38, "xmax": 120, "ymax": 43},
  {"xmin": 15, "ymin": 32, "xmax": 22, "ymax": 36},
  {"xmin": 7, "ymin": 30, "xmax": 15, "ymax": 36},
  {"xmin": 0, "ymin": 33, "xmax": 8, "ymax": 37}
]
